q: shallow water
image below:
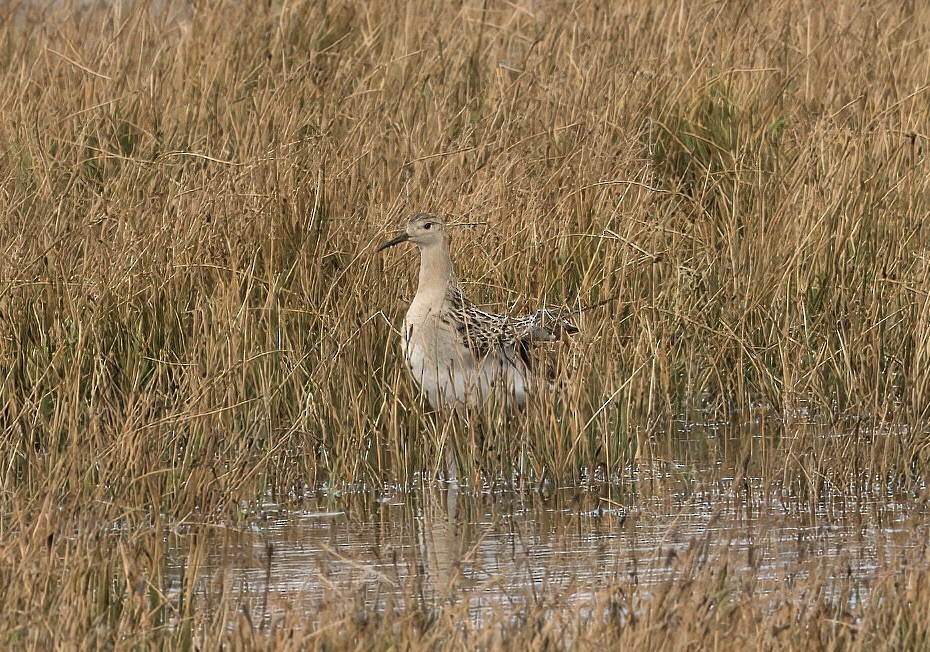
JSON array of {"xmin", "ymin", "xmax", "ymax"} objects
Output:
[{"xmin": 165, "ymin": 433, "xmax": 930, "ymax": 628}]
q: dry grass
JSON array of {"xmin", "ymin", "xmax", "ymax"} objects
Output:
[{"xmin": 1, "ymin": 0, "xmax": 930, "ymax": 647}]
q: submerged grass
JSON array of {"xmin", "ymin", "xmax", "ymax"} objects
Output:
[{"xmin": 1, "ymin": 0, "xmax": 930, "ymax": 647}]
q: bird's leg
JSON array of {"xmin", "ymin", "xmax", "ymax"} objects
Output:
[
  {"xmin": 504, "ymin": 406, "xmax": 523, "ymax": 492},
  {"xmin": 475, "ymin": 413, "xmax": 491, "ymax": 491},
  {"xmin": 421, "ymin": 407, "xmax": 456, "ymax": 485},
  {"xmin": 443, "ymin": 436, "xmax": 459, "ymax": 486},
  {"xmin": 433, "ymin": 408, "xmax": 459, "ymax": 485}
]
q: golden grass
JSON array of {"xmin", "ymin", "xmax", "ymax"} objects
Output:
[{"xmin": 1, "ymin": 0, "xmax": 930, "ymax": 647}]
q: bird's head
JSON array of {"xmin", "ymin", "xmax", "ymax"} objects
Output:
[{"xmin": 378, "ymin": 213, "xmax": 447, "ymax": 252}]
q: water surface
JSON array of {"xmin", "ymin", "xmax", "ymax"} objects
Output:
[{"xmin": 165, "ymin": 434, "xmax": 930, "ymax": 627}]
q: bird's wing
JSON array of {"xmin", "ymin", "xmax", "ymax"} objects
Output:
[
  {"xmin": 443, "ymin": 285, "xmax": 578, "ymax": 362},
  {"xmin": 511, "ymin": 307, "xmax": 579, "ymax": 341}
]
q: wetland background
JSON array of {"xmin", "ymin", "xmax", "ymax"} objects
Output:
[{"xmin": 2, "ymin": 0, "xmax": 930, "ymax": 648}]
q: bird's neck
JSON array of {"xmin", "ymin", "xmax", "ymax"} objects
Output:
[{"xmin": 414, "ymin": 241, "xmax": 456, "ymax": 307}]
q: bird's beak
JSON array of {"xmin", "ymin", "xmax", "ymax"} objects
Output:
[{"xmin": 377, "ymin": 231, "xmax": 410, "ymax": 252}]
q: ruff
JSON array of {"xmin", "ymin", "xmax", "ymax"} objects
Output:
[{"xmin": 379, "ymin": 213, "xmax": 577, "ymax": 409}]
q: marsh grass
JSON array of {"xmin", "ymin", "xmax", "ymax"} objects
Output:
[{"xmin": 1, "ymin": 0, "xmax": 930, "ymax": 647}]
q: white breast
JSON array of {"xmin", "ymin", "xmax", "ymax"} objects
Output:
[{"xmin": 402, "ymin": 313, "xmax": 530, "ymax": 409}]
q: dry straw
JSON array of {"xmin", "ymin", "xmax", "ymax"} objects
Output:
[{"xmin": 1, "ymin": 0, "xmax": 929, "ymax": 647}]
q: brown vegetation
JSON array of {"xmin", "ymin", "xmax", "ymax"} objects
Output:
[{"xmin": 1, "ymin": 0, "xmax": 929, "ymax": 648}]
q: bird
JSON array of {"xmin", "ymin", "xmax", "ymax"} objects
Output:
[{"xmin": 378, "ymin": 212, "xmax": 578, "ymax": 410}]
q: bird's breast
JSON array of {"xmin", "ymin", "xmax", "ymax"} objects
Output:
[{"xmin": 402, "ymin": 312, "xmax": 467, "ymax": 365}]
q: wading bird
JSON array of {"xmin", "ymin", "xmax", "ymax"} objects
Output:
[{"xmin": 378, "ymin": 213, "xmax": 578, "ymax": 410}]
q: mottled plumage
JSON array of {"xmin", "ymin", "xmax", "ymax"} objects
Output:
[
  {"xmin": 379, "ymin": 213, "xmax": 577, "ymax": 409},
  {"xmin": 444, "ymin": 283, "xmax": 577, "ymax": 365}
]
